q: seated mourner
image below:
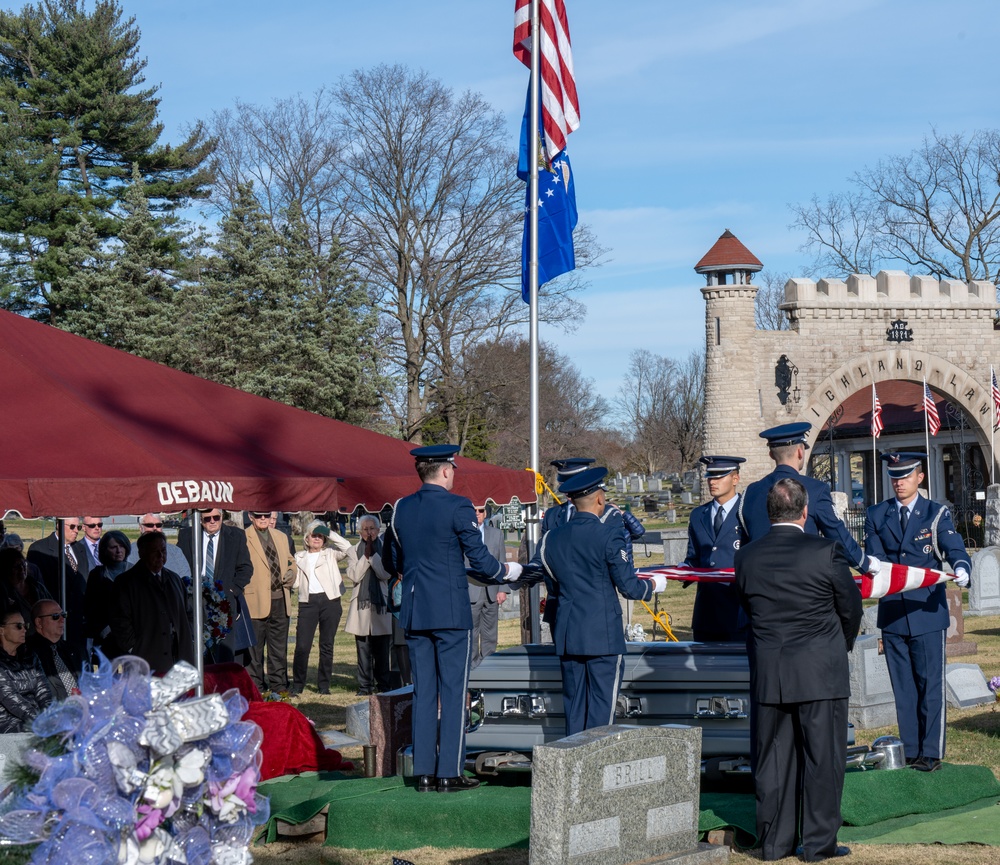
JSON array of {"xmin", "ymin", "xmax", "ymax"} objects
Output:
[
  {"xmin": 29, "ymin": 599, "xmax": 82, "ymax": 701},
  {"xmin": 0, "ymin": 608, "xmax": 52, "ymax": 733}
]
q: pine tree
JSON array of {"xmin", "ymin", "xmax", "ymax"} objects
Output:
[{"xmin": 0, "ymin": 0, "xmax": 214, "ymax": 321}]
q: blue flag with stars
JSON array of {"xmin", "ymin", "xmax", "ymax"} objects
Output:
[{"xmin": 518, "ymin": 91, "xmax": 577, "ymax": 303}]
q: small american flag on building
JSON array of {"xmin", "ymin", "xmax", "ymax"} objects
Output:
[
  {"xmin": 992, "ymin": 366, "xmax": 1000, "ymax": 431},
  {"xmin": 923, "ymin": 381, "xmax": 941, "ymax": 436},
  {"xmin": 871, "ymin": 383, "xmax": 883, "ymax": 438}
]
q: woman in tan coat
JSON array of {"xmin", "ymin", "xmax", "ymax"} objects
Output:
[
  {"xmin": 345, "ymin": 515, "xmax": 393, "ymax": 695},
  {"xmin": 290, "ymin": 520, "xmax": 352, "ymax": 696}
]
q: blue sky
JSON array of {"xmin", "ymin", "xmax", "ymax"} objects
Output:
[{"xmin": 118, "ymin": 0, "xmax": 1000, "ymax": 403}]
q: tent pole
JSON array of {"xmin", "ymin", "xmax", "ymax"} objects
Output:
[
  {"xmin": 57, "ymin": 519, "xmax": 66, "ymax": 614},
  {"xmin": 191, "ymin": 512, "xmax": 204, "ymax": 696}
]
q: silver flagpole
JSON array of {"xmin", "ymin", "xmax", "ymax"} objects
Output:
[
  {"xmin": 992, "ymin": 366, "xmax": 996, "ymax": 486},
  {"xmin": 527, "ymin": 0, "xmax": 542, "ymax": 643},
  {"xmin": 872, "ymin": 384, "xmax": 878, "ymax": 505},
  {"xmin": 924, "ymin": 376, "xmax": 933, "ymax": 500}
]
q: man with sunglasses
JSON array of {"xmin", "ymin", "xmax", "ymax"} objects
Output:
[
  {"xmin": 127, "ymin": 514, "xmax": 192, "ymax": 578},
  {"xmin": 28, "ymin": 600, "xmax": 81, "ymax": 700},
  {"xmin": 178, "ymin": 510, "xmax": 253, "ymax": 662},
  {"xmin": 26, "ymin": 518, "xmax": 91, "ymax": 657},
  {"xmin": 80, "ymin": 517, "xmax": 104, "ymax": 569}
]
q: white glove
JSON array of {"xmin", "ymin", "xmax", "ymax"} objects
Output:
[
  {"xmin": 865, "ymin": 555, "xmax": 881, "ymax": 575},
  {"xmin": 648, "ymin": 574, "xmax": 667, "ymax": 593},
  {"xmin": 503, "ymin": 562, "xmax": 523, "ymax": 582},
  {"xmin": 954, "ymin": 568, "xmax": 970, "ymax": 588}
]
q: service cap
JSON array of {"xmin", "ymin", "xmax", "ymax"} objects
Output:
[
  {"xmin": 558, "ymin": 466, "xmax": 608, "ymax": 499},
  {"xmin": 881, "ymin": 451, "xmax": 926, "ymax": 479},
  {"xmin": 410, "ymin": 444, "xmax": 460, "ymax": 464},
  {"xmin": 699, "ymin": 455, "xmax": 746, "ymax": 478},
  {"xmin": 550, "ymin": 457, "xmax": 595, "ymax": 480},
  {"xmin": 759, "ymin": 422, "xmax": 812, "ymax": 449}
]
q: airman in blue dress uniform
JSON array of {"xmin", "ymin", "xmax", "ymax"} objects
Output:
[
  {"xmin": 681, "ymin": 455, "xmax": 747, "ymax": 641},
  {"xmin": 531, "ymin": 467, "xmax": 666, "ymax": 735},
  {"xmin": 864, "ymin": 452, "xmax": 971, "ymax": 772},
  {"xmin": 391, "ymin": 444, "xmax": 521, "ymax": 792},
  {"xmin": 740, "ymin": 423, "xmax": 880, "ymax": 575}
]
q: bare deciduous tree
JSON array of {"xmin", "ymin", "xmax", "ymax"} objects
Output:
[
  {"xmin": 753, "ymin": 270, "xmax": 791, "ymax": 331},
  {"xmin": 616, "ymin": 349, "xmax": 705, "ymax": 474},
  {"xmin": 791, "ymin": 129, "xmax": 1000, "ymax": 282}
]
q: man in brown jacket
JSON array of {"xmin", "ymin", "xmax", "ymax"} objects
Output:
[{"xmin": 244, "ymin": 511, "xmax": 297, "ymax": 692}]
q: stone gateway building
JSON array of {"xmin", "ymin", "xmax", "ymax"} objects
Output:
[{"xmin": 698, "ymin": 230, "xmax": 998, "ymax": 539}]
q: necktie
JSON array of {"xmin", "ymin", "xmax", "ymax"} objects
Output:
[
  {"xmin": 205, "ymin": 535, "xmax": 215, "ymax": 583},
  {"xmin": 64, "ymin": 544, "xmax": 78, "ymax": 572},
  {"xmin": 52, "ymin": 645, "xmax": 76, "ymax": 696},
  {"xmin": 713, "ymin": 505, "xmax": 725, "ymax": 539},
  {"xmin": 899, "ymin": 506, "xmax": 909, "ymax": 535}
]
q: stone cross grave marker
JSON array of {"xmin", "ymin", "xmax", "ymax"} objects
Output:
[{"xmin": 529, "ymin": 724, "xmax": 727, "ymax": 865}]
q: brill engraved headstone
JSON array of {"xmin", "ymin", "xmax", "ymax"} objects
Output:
[
  {"xmin": 945, "ymin": 664, "xmax": 995, "ymax": 708},
  {"xmin": 529, "ymin": 724, "xmax": 727, "ymax": 865},
  {"xmin": 969, "ymin": 547, "xmax": 1000, "ymax": 616},
  {"xmin": 847, "ymin": 634, "xmax": 897, "ymax": 729}
]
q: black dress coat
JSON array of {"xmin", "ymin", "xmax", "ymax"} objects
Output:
[{"xmin": 26, "ymin": 533, "xmax": 90, "ymax": 655}]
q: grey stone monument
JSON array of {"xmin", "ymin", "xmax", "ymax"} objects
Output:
[
  {"xmin": 986, "ymin": 484, "xmax": 1000, "ymax": 548},
  {"xmin": 859, "ymin": 605, "xmax": 880, "ymax": 635},
  {"xmin": 945, "ymin": 663, "xmax": 995, "ymax": 708},
  {"xmin": 680, "ymin": 491, "xmax": 694, "ymax": 505},
  {"xmin": 344, "ymin": 700, "xmax": 370, "ymax": 743},
  {"xmin": 663, "ymin": 529, "xmax": 689, "ymax": 566},
  {"xmin": 847, "ymin": 634, "xmax": 897, "ymax": 729},
  {"xmin": 629, "ymin": 477, "xmax": 645, "ymax": 494},
  {"xmin": 530, "ymin": 724, "xmax": 727, "ymax": 865},
  {"xmin": 666, "ymin": 508, "xmax": 677, "ymax": 524},
  {"xmin": 969, "ymin": 547, "xmax": 1000, "ymax": 616},
  {"xmin": 648, "ymin": 478, "xmax": 663, "ymax": 492}
]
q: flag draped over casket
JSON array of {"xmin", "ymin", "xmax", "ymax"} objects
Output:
[{"xmin": 639, "ymin": 562, "xmax": 957, "ymax": 600}]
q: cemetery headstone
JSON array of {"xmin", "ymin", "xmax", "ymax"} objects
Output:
[
  {"xmin": 368, "ymin": 686, "xmax": 413, "ymax": 776},
  {"xmin": 986, "ymin": 484, "xmax": 1000, "ymax": 548},
  {"xmin": 680, "ymin": 492, "xmax": 694, "ymax": 505},
  {"xmin": 648, "ymin": 478, "xmax": 662, "ymax": 492},
  {"xmin": 529, "ymin": 724, "xmax": 727, "ymax": 865},
  {"xmin": 969, "ymin": 547, "xmax": 1000, "ymax": 616},
  {"xmin": 945, "ymin": 663, "xmax": 995, "ymax": 708},
  {"xmin": 629, "ymin": 477, "xmax": 644, "ymax": 493},
  {"xmin": 945, "ymin": 585, "xmax": 977, "ymax": 656},
  {"xmin": 666, "ymin": 508, "xmax": 677, "ymax": 524},
  {"xmin": 847, "ymin": 634, "xmax": 897, "ymax": 729}
]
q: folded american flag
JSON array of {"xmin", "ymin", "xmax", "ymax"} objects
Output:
[{"xmin": 638, "ymin": 562, "xmax": 956, "ymax": 600}]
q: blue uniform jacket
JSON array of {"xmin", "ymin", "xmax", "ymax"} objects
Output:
[
  {"xmin": 684, "ymin": 496, "xmax": 746, "ymax": 640},
  {"xmin": 740, "ymin": 464, "xmax": 869, "ymax": 570},
  {"xmin": 864, "ymin": 495, "xmax": 970, "ymax": 636},
  {"xmin": 538, "ymin": 511, "xmax": 654, "ymax": 656},
  {"xmin": 391, "ymin": 484, "xmax": 506, "ymax": 631}
]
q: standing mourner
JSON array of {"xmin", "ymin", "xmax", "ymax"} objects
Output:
[
  {"xmin": 468, "ymin": 504, "xmax": 508, "ymax": 668},
  {"xmin": 735, "ymin": 478, "xmax": 861, "ymax": 862},
  {"xmin": 291, "ymin": 520, "xmax": 351, "ymax": 696},
  {"xmin": 527, "ymin": 467, "xmax": 665, "ymax": 736},
  {"xmin": 84, "ymin": 530, "xmax": 132, "ymax": 659},
  {"xmin": 244, "ymin": 511, "xmax": 297, "ymax": 693},
  {"xmin": 391, "ymin": 445, "xmax": 522, "ymax": 793},
  {"xmin": 345, "ymin": 515, "xmax": 393, "ymax": 695},
  {"xmin": 109, "ymin": 532, "xmax": 194, "ymax": 675},
  {"xmin": 680, "ymin": 455, "xmax": 747, "ymax": 641},
  {"xmin": 26, "ymin": 518, "xmax": 90, "ymax": 657},
  {"xmin": 739, "ymin": 423, "xmax": 881, "ymax": 575},
  {"xmin": 864, "ymin": 452, "xmax": 971, "ymax": 772}
]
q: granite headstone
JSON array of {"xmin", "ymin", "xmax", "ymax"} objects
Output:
[
  {"xmin": 529, "ymin": 724, "xmax": 727, "ymax": 865},
  {"xmin": 945, "ymin": 585, "xmax": 976, "ymax": 656},
  {"xmin": 847, "ymin": 634, "xmax": 897, "ymax": 729},
  {"xmin": 368, "ymin": 685, "xmax": 413, "ymax": 777},
  {"xmin": 969, "ymin": 547, "xmax": 1000, "ymax": 616},
  {"xmin": 945, "ymin": 664, "xmax": 995, "ymax": 708}
]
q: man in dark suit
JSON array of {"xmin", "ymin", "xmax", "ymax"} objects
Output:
[
  {"xmin": 735, "ymin": 478, "xmax": 861, "ymax": 863},
  {"xmin": 739, "ymin": 423, "xmax": 880, "ymax": 576},
  {"xmin": 392, "ymin": 444, "xmax": 521, "ymax": 793},
  {"xmin": 28, "ymin": 598, "xmax": 83, "ymax": 700},
  {"xmin": 26, "ymin": 518, "xmax": 90, "ymax": 657},
  {"xmin": 529, "ymin": 467, "xmax": 665, "ymax": 736},
  {"xmin": 110, "ymin": 532, "xmax": 194, "ymax": 675},
  {"xmin": 864, "ymin": 452, "xmax": 971, "ymax": 772},
  {"xmin": 178, "ymin": 509, "xmax": 253, "ymax": 662},
  {"xmin": 681, "ymin": 455, "xmax": 747, "ymax": 641},
  {"xmin": 468, "ymin": 504, "xmax": 508, "ymax": 667}
]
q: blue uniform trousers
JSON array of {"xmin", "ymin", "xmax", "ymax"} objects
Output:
[
  {"xmin": 883, "ymin": 629, "xmax": 946, "ymax": 761},
  {"xmin": 406, "ymin": 627, "xmax": 472, "ymax": 777},
  {"xmin": 560, "ymin": 653, "xmax": 624, "ymax": 736}
]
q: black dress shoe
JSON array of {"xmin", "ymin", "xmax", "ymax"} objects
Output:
[
  {"xmin": 914, "ymin": 757, "xmax": 942, "ymax": 772},
  {"xmin": 416, "ymin": 774, "xmax": 437, "ymax": 792},
  {"xmin": 437, "ymin": 775, "xmax": 480, "ymax": 792},
  {"xmin": 799, "ymin": 844, "xmax": 851, "ymax": 861},
  {"xmin": 905, "ymin": 756, "xmax": 921, "ymax": 766}
]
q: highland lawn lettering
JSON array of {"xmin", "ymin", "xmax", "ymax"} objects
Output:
[{"xmin": 157, "ymin": 480, "xmax": 235, "ymax": 506}]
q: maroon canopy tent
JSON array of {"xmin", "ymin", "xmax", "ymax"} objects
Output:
[{"xmin": 0, "ymin": 311, "xmax": 536, "ymax": 517}]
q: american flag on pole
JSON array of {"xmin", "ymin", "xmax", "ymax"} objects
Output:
[
  {"xmin": 513, "ymin": 0, "xmax": 580, "ymax": 161},
  {"xmin": 992, "ymin": 366, "xmax": 1000, "ymax": 431},
  {"xmin": 923, "ymin": 381, "xmax": 941, "ymax": 436},
  {"xmin": 871, "ymin": 383, "xmax": 884, "ymax": 438}
]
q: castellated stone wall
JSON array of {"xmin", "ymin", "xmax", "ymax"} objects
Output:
[{"xmin": 702, "ymin": 270, "xmax": 999, "ymax": 499}]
